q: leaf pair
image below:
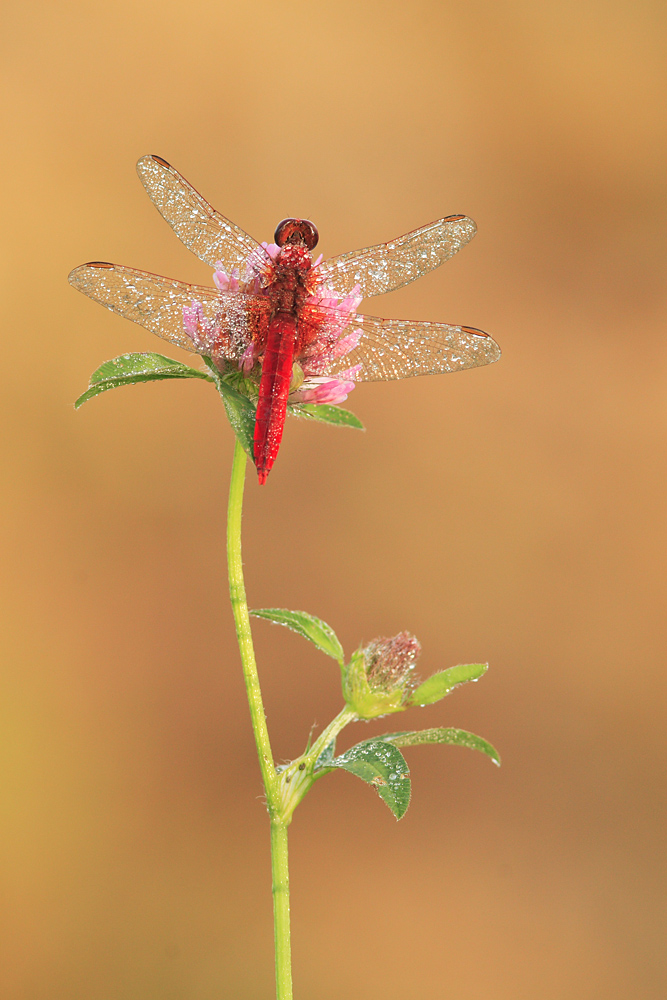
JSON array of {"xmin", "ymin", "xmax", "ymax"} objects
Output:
[
  {"xmin": 319, "ymin": 728, "xmax": 500, "ymax": 820},
  {"xmin": 75, "ymin": 352, "xmax": 364, "ymax": 459}
]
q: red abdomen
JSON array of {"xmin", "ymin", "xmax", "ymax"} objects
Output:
[{"xmin": 254, "ymin": 313, "xmax": 297, "ymax": 484}]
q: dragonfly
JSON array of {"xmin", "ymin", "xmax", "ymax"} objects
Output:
[{"xmin": 69, "ymin": 155, "xmax": 501, "ymax": 483}]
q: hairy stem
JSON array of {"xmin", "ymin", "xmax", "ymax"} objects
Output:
[
  {"xmin": 227, "ymin": 440, "xmax": 276, "ymax": 793},
  {"xmin": 226, "ymin": 439, "xmax": 292, "ymax": 1000},
  {"xmin": 271, "ymin": 820, "xmax": 292, "ymax": 1000},
  {"xmin": 308, "ymin": 706, "xmax": 358, "ymax": 763}
]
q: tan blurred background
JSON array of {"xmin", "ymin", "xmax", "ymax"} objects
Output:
[{"xmin": 1, "ymin": 1, "xmax": 666, "ymax": 997}]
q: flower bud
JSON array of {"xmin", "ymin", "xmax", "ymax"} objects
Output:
[{"xmin": 342, "ymin": 631, "xmax": 421, "ymax": 720}]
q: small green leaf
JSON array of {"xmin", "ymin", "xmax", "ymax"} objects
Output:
[
  {"xmin": 410, "ymin": 663, "xmax": 488, "ymax": 706},
  {"xmin": 290, "ymin": 403, "xmax": 364, "ymax": 429},
  {"xmin": 203, "ymin": 358, "xmax": 256, "ymax": 459},
  {"xmin": 75, "ymin": 352, "xmax": 212, "ymax": 408},
  {"xmin": 250, "ymin": 608, "xmax": 344, "ymax": 663},
  {"xmin": 381, "ymin": 727, "xmax": 500, "ymax": 766},
  {"xmin": 331, "ymin": 739, "xmax": 411, "ymax": 819}
]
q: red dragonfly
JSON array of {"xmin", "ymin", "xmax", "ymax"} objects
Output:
[{"xmin": 69, "ymin": 155, "xmax": 500, "ymax": 483}]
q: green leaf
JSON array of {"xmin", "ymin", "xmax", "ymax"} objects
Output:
[
  {"xmin": 250, "ymin": 608, "xmax": 344, "ymax": 663},
  {"xmin": 203, "ymin": 358, "xmax": 256, "ymax": 460},
  {"xmin": 380, "ymin": 727, "xmax": 500, "ymax": 766},
  {"xmin": 75, "ymin": 352, "xmax": 212, "ymax": 408},
  {"xmin": 331, "ymin": 739, "xmax": 411, "ymax": 819},
  {"xmin": 410, "ymin": 663, "xmax": 488, "ymax": 706},
  {"xmin": 290, "ymin": 403, "xmax": 364, "ymax": 429}
]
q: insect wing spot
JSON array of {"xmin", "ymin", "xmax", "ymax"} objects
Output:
[{"xmin": 460, "ymin": 325, "xmax": 491, "ymax": 339}]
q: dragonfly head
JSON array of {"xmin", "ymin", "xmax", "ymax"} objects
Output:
[{"xmin": 274, "ymin": 218, "xmax": 319, "ymax": 251}]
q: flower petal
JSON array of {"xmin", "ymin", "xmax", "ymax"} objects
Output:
[{"xmin": 292, "ymin": 377, "xmax": 357, "ymax": 405}]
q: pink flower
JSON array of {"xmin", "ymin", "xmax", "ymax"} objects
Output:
[
  {"xmin": 336, "ymin": 364, "xmax": 363, "ymax": 381},
  {"xmin": 291, "ymin": 377, "xmax": 356, "ymax": 406},
  {"xmin": 363, "ymin": 632, "xmax": 422, "ymax": 691},
  {"xmin": 212, "ymin": 263, "xmax": 240, "ymax": 292},
  {"xmin": 183, "ymin": 255, "xmax": 363, "ymax": 398},
  {"xmin": 296, "ymin": 282, "xmax": 363, "ymax": 379},
  {"xmin": 182, "ymin": 300, "xmax": 231, "ymax": 367},
  {"xmin": 261, "ymin": 242, "xmax": 281, "ymax": 261},
  {"xmin": 332, "ymin": 329, "xmax": 362, "ymax": 358},
  {"xmin": 310, "ymin": 284, "xmax": 362, "ymax": 316},
  {"xmin": 183, "ymin": 300, "xmax": 215, "ymax": 352},
  {"xmin": 242, "ymin": 242, "xmax": 282, "ymax": 293},
  {"xmin": 239, "ymin": 340, "xmax": 257, "ymax": 374},
  {"xmin": 299, "ymin": 326, "xmax": 361, "ymax": 380}
]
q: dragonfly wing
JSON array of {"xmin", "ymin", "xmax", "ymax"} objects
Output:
[
  {"xmin": 136, "ymin": 155, "xmax": 267, "ymax": 271},
  {"xmin": 68, "ymin": 262, "xmax": 271, "ymax": 358},
  {"xmin": 314, "ymin": 216, "xmax": 477, "ymax": 298},
  {"xmin": 324, "ymin": 312, "xmax": 501, "ymax": 382}
]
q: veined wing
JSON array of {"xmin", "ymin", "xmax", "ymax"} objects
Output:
[
  {"xmin": 314, "ymin": 216, "xmax": 477, "ymax": 298},
  {"xmin": 68, "ymin": 262, "xmax": 271, "ymax": 357},
  {"xmin": 324, "ymin": 312, "xmax": 501, "ymax": 382},
  {"xmin": 136, "ymin": 155, "xmax": 268, "ymax": 272}
]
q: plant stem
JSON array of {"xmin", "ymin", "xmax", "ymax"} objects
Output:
[
  {"xmin": 226, "ymin": 439, "xmax": 293, "ymax": 1000},
  {"xmin": 308, "ymin": 706, "xmax": 358, "ymax": 763},
  {"xmin": 271, "ymin": 820, "xmax": 292, "ymax": 1000},
  {"xmin": 226, "ymin": 439, "xmax": 276, "ymax": 795}
]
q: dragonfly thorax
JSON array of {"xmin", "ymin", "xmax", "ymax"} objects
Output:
[
  {"xmin": 270, "ymin": 243, "xmax": 316, "ymax": 314},
  {"xmin": 275, "ymin": 243, "xmax": 313, "ymax": 274}
]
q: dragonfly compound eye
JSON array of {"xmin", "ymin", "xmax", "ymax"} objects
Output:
[{"xmin": 274, "ymin": 218, "xmax": 319, "ymax": 250}]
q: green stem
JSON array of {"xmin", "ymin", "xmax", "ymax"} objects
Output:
[
  {"xmin": 308, "ymin": 706, "xmax": 358, "ymax": 763},
  {"xmin": 271, "ymin": 820, "xmax": 293, "ymax": 1000},
  {"xmin": 226, "ymin": 439, "xmax": 293, "ymax": 1000},
  {"xmin": 226, "ymin": 439, "xmax": 277, "ymax": 795}
]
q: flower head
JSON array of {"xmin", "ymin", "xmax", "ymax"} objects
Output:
[
  {"xmin": 182, "ymin": 253, "xmax": 363, "ymax": 408},
  {"xmin": 183, "ymin": 300, "xmax": 226, "ymax": 363},
  {"xmin": 342, "ymin": 631, "xmax": 422, "ymax": 720},
  {"xmin": 212, "ymin": 263, "xmax": 240, "ymax": 293}
]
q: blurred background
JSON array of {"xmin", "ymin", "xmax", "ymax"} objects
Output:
[{"xmin": 1, "ymin": 1, "xmax": 666, "ymax": 997}]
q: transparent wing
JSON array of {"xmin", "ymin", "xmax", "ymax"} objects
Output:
[
  {"xmin": 136, "ymin": 154, "xmax": 268, "ymax": 271},
  {"xmin": 323, "ymin": 311, "xmax": 501, "ymax": 382},
  {"xmin": 314, "ymin": 216, "xmax": 477, "ymax": 298},
  {"xmin": 68, "ymin": 261, "xmax": 271, "ymax": 357}
]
